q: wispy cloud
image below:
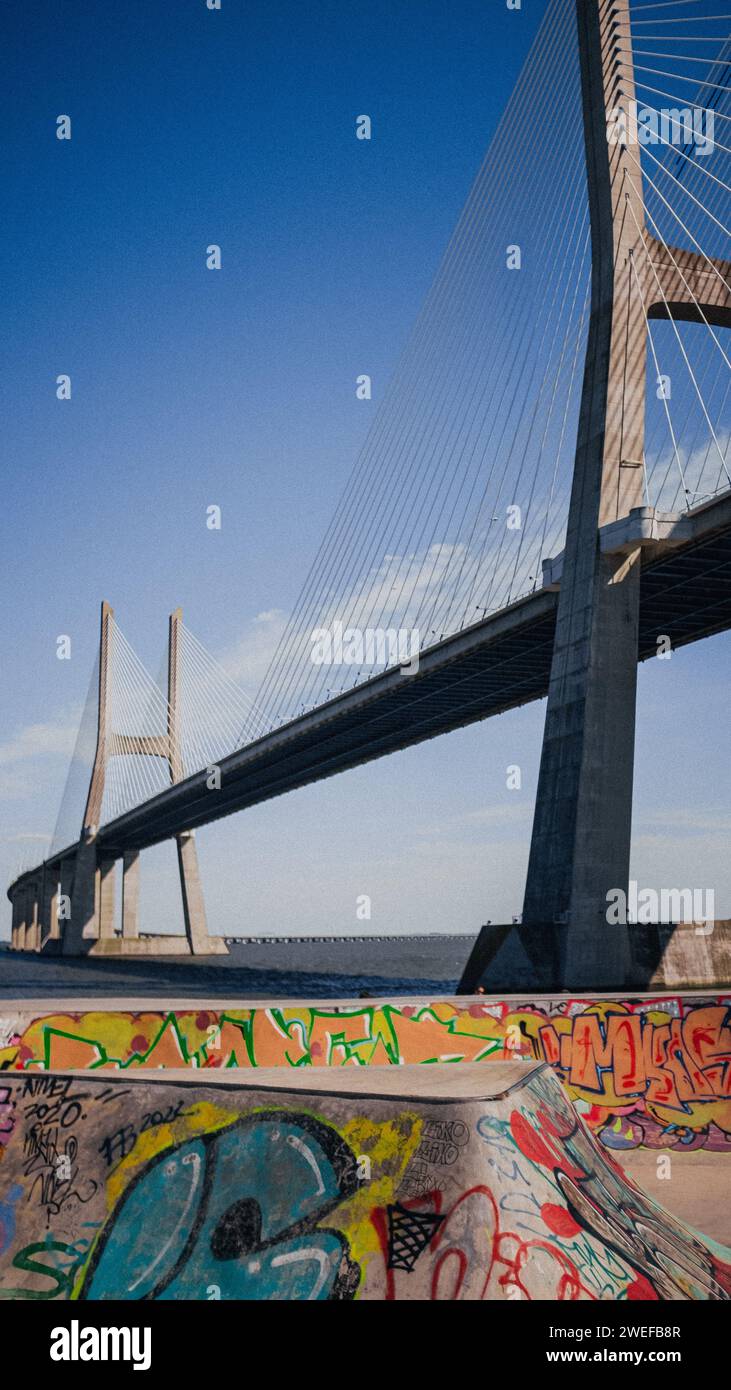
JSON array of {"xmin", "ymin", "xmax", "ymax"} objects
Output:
[
  {"xmin": 415, "ymin": 801, "xmax": 532, "ymax": 838},
  {"xmin": 647, "ymin": 428, "xmax": 731, "ymax": 512},
  {"xmin": 635, "ymin": 806, "xmax": 731, "ymax": 835},
  {"xmin": 0, "ymin": 714, "xmax": 79, "ymax": 769},
  {"xmin": 2, "ymin": 832, "xmax": 51, "ymax": 844},
  {"xmin": 221, "ymin": 609, "xmax": 288, "ymax": 693},
  {"xmin": 0, "ymin": 712, "xmax": 81, "ymax": 807}
]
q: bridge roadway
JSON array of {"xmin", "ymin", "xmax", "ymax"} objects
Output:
[{"xmin": 11, "ymin": 495, "xmax": 731, "ymax": 885}]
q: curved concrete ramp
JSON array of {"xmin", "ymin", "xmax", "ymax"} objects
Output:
[{"xmin": 0, "ymin": 1061, "xmax": 728, "ymax": 1301}]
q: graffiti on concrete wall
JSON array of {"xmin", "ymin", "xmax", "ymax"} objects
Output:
[
  {"xmin": 0, "ymin": 1065, "xmax": 728, "ymax": 1301},
  {"xmin": 0, "ymin": 1003, "xmax": 504, "ymax": 1071},
  {"xmin": 1, "ymin": 995, "xmax": 730, "ymax": 1151},
  {"xmin": 513, "ymin": 998, "xmax": 731, "ymax": 1155},
  {"xmin": 81, "ymin": 1110, "xmax": 363, "ymax": 1300}
]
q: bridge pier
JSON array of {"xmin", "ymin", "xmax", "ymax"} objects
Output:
[
  {"xmin": 50, "ymin": 859, "xmax": 75, "ymax": 945},
  {"xmin": 98, "ymin": 857, "xmax": 116, "ymax": 941},
  {"xmin": 518, "ymin": 0, "xmax": 731, "ymax": 990},
  {"xmin": 45, "ymin": 827, "xmax": 226, "ymax": 956},
  {"xmin": 522, "ymin": 549, "xmax": 640, "ymax": 986},
  {"xmin": 61, "ymin": 833, "xmax": 102, "ymax": 954},
  {"xmin": 10, "ymin": 890, "xmax": 26, "ymax": 951},
  {"xmin": 47, "ymin": 879, "xmax": 61, "ymax": 944},
  {"xmin": 521, "ymin": 0, "xmax": 644, "ymax": 986},
  {"xmin": 49, "ymin": 836, "xmax": 225, "ymax": 956},
  {"xmin": 121, "ymin": 851, "xmax": 140, "ymax": 939},
  {"xmin": 39, "ymin": 870, "xmax": 58, "ymax": 950},
  {"xmin": 20, "ymin": 885, "xmax": 31, "ymax": 951},
  {"xmin": 26, "ymin": 887, "xmax": 40, "ymax": 953},
  {"xmin": 176, "ymin": 832, "xmax": 212, "ymax": 955}
]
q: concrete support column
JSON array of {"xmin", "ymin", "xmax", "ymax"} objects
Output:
[
  {"xmin": 63, "ymin": 836, "xmax": 99, "ymax": 954},
  {"xmin": 121, "ymin": 851, "xmax": 140, "ymax": 939},
  {"xmin": 10, "ymin": 896, "xmax": 19, "ymax": 950},
  {"xmin": 56, "ymin": 861, "xmax": 74, "ymax": 946},
  {"xmin": 523, "ymin": 549, "xmax": 640, "ymax": 964},
  {"xmin": 49, "ymin": 865, "xmax": 67, "ymax": 942},
  {"xmin": 176, "ymin": 831, "xmax": 210, "ymax": 955},
  {"xmin": 98, "ymin": 857, "xmax": 117, "ymax": 940},
  {"xmin": 27, "ymin": 889, "xmax": 40, "ymax": 952},
  {"xmin": 16, "ymin": 892, "xmax": 28, "ymax": 951},
  {"xmin": 39, "ymin": 869, "xmax": 55, "ymax": 950},
  {"xmin": 521, "ymin": 0, "xmax": 645, "ymax": 987}
]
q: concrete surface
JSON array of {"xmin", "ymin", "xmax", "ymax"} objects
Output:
[
  {"xmin": 461, "ymin": 920, "xmax": 731, "ymax": 993},
  {"xmin": 1, "ymin": 1060, "xmax": 729, "ymax": 1301},
  {"xmin": 619, "ymin": 1150, "xmax": 731, "ymax": 1249}
]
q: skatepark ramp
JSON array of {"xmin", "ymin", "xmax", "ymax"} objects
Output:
[{"xmin": 1, "ymin": 1060, "xmax": 729, "ymax": 1301}]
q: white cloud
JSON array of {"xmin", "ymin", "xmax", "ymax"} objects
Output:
[
  {"xmin": 0, "ymin": 714, "xmax": 79, "ymax": 768},
  {"xmin": 0, "ymin": 711, "xmax": 81, "ymax": 806},
  {"xmin": 219, "ymin": 531, "xmax": 552, "ymax": 727},
  {"xmin": 2, "ymin": 832, "xmax": 52, "ymax": 844},
  {"xmin": 634, "ymin": 806, "xmax": 731, "ymax": 835},
  {"xmin": 647, "ymin": 428, "xmax": 731, "ymax": 512},
  {"xmin": 414, "ymin": 801, "xmax": 532, "ymax": 838},
  {"xmin": 221, "ymin": 609, "xmax": 288, "ymax": 692}
]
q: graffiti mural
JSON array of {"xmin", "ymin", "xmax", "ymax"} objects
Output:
[
  {"xmin": 1, "ymin": 995, "xmax": 730, "ymax": 1151},
  {"xmin": 0, "ymin": 1063, "xmax": 728, "ymax": 1301},
  {"xmin": 82, "ymin": 1111, "xmax": 361, "ymax": 1300},
  {"xmin": 0, "ymin": 1002, "xmax": 504, "ymax": 1072},
  {"xmin": 514, "ymin": 998, "xmax": 731, "ymax": 1155}
]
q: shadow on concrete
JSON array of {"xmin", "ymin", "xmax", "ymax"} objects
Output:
[{"xmin": 457, "ymin": 920, "xmax": 731, "ymax": 993}]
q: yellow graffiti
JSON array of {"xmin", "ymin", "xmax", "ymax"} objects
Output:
[
  {"xmin": 1, "ymin": 1003, "xmax": 507, "ymax": 1073},
  {"xmin": 3, "ymin": 996, "xmax": 730, "ymax": 1151}
]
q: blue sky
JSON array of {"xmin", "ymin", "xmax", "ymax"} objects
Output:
[{"xmin": 2, "ymin": 0, "xmax": 730, "ymax": 939}]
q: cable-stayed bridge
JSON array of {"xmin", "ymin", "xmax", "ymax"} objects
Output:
[{"xmin": 8, "ymin": 0, "xmax": 731, "ymax": 986}]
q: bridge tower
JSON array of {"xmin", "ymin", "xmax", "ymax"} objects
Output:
[
  {"xmin": 521, "ymin": 0, "xmax": 731, "ymax": 986},
  {"xmin": 64, "ymin": 602, "xmax": 223, "ymax": 956}
]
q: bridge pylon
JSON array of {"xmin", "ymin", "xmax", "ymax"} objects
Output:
[
  {"xmin": 520, "ymin": 0, "xmax": 731, "ymax": 987},
  {"xmin": 61, "ymin": 601, "xmax": 225, "ymax": 957}
]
